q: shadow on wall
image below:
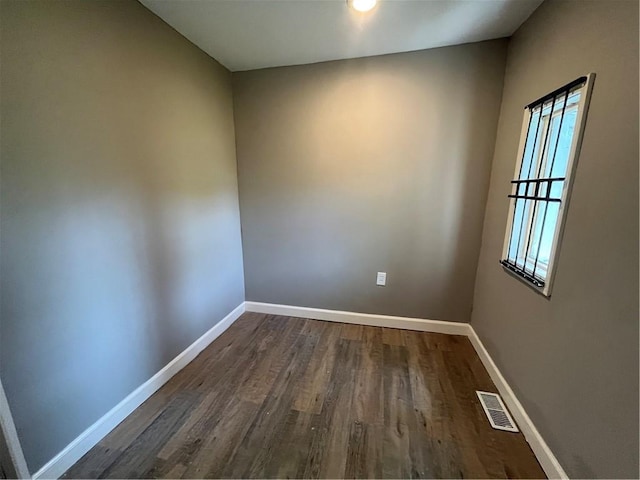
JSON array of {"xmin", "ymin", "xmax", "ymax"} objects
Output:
[
  {"xmin": 0, "ymin": 0, "xmax": 243, "ymax": 471},
  {"xmin": 0, "ymin": 114, "xmax": 242, "ymax": 472}
]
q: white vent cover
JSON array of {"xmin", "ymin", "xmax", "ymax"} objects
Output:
[{"xmin": 476, "ymin": 391, "xmax": 519, "ymax": 432}]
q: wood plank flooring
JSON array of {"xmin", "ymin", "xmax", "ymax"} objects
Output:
[{"xmin": 62, "ymin": 313, "xmax": 545, "ymax": 479}]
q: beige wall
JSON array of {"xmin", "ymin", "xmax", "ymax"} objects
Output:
[
  {"xmin": 234, "ymin": 41, "xmax": 507, "ymax": 321},
  {"xmin": 0, "ymin": 0, "xmax": 244, "ymax": 472},
  {"xmin": 471, "ymin": 1, "xmax": 639, "ymax": 478}
]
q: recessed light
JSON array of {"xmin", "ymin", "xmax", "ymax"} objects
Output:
[{"xmin": 348, "ymin": 0, "xmax": 377, "ymax": 13}]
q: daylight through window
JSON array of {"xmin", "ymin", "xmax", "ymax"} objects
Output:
[{"xmin": 500, "ymin": 74, "xmax": 594, "ymax": 296}]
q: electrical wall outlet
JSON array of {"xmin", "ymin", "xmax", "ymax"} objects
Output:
[{"xmin": 376, "ymin": 272, "xmax": 387, "ymax": 286}]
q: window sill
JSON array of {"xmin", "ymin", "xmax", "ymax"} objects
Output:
[{"xmin": 500, "ymin": 261, "xmax": 552, "ymax": 299}]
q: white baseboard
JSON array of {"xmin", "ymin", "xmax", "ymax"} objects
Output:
[
  {"xmin": 245, "ymin": 301, "xmax": 566, "ymax": 479},
  {"xmin": 467, "ymin": 328, "xmax": 568, "ymax": 479},
  {"xmin": 244, "ymin": 301, "xmax": 471, "ymax": 336},
  {"xmin": 32, "ymin": 303, "xmax": 245, "ymax": 480},
  {"xmin": 31, "ymin": 300, "xmax": 566, "ymax": 480}
]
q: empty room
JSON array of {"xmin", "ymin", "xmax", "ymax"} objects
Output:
[{"xmin": 0, "ymin": 0, "xmax": 638, "ymax": 479}]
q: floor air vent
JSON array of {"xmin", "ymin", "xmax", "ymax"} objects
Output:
[{"xmin": 476, "ymin": 391, "xmax": 519, "ymax": 432}]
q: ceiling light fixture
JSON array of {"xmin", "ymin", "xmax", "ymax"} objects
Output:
[{"xmin": 348, "ymin": 0, "xmax": 377, "ymax": 13}]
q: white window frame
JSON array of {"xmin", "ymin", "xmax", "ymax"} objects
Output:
[{"xmin": 501, "ymin": 73, "xmax": 595, "ymax": 297}]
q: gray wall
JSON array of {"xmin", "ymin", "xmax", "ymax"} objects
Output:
[
  {"xmin": 470, "ymin": 1, "xmax": 639, "ymax": 478},
  {"xmin": 0, "ymin": 0, "xmax": 244, "ymax": 472},
  {"xmin": 234, "ymin": 41, "xmax": 507, "ymax": 322}
]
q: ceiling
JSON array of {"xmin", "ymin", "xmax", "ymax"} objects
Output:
[{"xmin": 140, "ymin": 0, "xmax": 543, "ymax": 72}]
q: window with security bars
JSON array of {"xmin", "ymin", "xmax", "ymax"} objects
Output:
[{"xmin": 501, "ymin": 74, "xmax": 594, "ymax": 296}]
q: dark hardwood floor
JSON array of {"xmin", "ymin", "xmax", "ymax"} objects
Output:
[{"xmin": 62, "ymin": 313, "xmax": 545, "ymax": 479}]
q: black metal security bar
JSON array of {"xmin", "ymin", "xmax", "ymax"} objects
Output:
[
  {"xmin": 525, "ymin": 76, "xmax": 586, "ymax": 110},
  {"xmin": 500, "ymin": 259, "xmax": 545, "ymax": 287},
  {"xmin": 507, "ymin": 178, "xmax": 564, "ymax": 202},
  {"xmin": 531, "ymin": 89, "xmax": 571, "ymax": 280},
  {"xmin": 501, "ymin": 77, "xmax": 586, "ymax": 287}
]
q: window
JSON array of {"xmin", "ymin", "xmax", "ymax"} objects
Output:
[{"xmin": 501, "ymin": 74, "xmax": 594, "ymax": 297}]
